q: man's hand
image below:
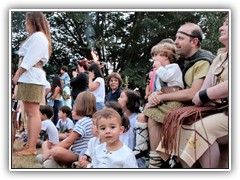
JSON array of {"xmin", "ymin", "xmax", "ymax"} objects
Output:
[{"xmin": 148, "ymin": 91, "xmax": 162, "ymax": 106}]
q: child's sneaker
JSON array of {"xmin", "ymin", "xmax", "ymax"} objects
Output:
[
  {"xmin": 36, "ymin": 154, "xmax": 44, "ymax": 164},
  {"xmin": 43, "ymin": 159, "xmax": 67, "ymax": 168}
]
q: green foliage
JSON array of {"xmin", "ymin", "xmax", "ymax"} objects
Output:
[{"xmin": 11, "ymin": 10, "xmax": 227, "ymax": 97}]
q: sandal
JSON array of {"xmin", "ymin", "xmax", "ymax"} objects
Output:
[{"xmin": 16, "ymin": 147, "xmax": 37, "ymax": 156}]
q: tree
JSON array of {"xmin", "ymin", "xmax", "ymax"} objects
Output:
[{"xmin": 11, "ymin": 10, "xmax": 227, "ymax": 96}]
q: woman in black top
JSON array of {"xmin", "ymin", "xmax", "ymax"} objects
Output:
[{"xmin": 70, "ymin": 59, "xmax": 89, "ymax": 107}]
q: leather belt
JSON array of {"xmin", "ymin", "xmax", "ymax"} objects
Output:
[
  {"xmin": 33, "ymin": 61, "xmax": 44, "ymax": 68},
  {"xmin": 161, "ymin": 86, "xmax": 182, "ymax": 93}
]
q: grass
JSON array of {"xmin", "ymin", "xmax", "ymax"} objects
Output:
[{"xmin": 11, "ymin": 139, "xmax": 42, "ymax": 169}]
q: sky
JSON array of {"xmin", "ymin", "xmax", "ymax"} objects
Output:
[{"xmin": 2, "ymin": 0, "xmax": 239, "ymax": 179}]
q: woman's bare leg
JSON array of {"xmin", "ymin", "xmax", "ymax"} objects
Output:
[
  {"xmin": 24, "ymin": 102, "xmax": 41, "ymax": 149},
  {"xmin": 17, "ymin": 102, "xmax": 41, "ymax": 155}
]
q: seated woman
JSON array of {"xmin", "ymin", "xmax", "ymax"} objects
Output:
[
  {"xmin": 105, "ymin": 72, "xmax": 123, "ymax": 103},
  {"xmin": 156, "ymin": 14, "xmax": 229, "ymax": 168}
]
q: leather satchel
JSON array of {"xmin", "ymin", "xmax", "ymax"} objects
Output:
[{"xmin": 160, "ymin": 103, "xmax": 228, "ymax": 154}]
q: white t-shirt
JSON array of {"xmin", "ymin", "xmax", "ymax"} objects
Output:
[
  {"xmin": 45, "ymin": 80, "xmax": 51, "ymax": 96},
  {"xmin": 56, "ymin": 118, "xmax": 74, "ymax": 133},
  {"xmin": 41, "ymin": 119, "xmax": 59, "ymax": 143},
  {"xmin": 45, "ymin": 80, "xmax": 51, "ymax": 90},
  {"xmin": 85, "ymin": 136, "xmax": 101, "ymax": 158},
  {"xmin": 18, "ymin": 32, "xmax": 49, "ymax": 85},
  {"xmin": 63, "ymin": 86, "xmax": 72, "ymax": 109},
  {"xmin": 91, "ymin": 77, "xmax": 105, "ymax": 103},
  {"xmin": 91, "ymin": 142, "xmax": 138, "ymax": 168},
  {"xmin": 155, "ymin": 63, "xmax": 184, "ymax": 91},
  {"xmin": 60, "ymin": 72, "xmax": 70, "ymax": 87}
]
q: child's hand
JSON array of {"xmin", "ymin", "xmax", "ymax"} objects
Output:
[
  {"xmin": 153, "ymin": 60, "xmax": 162, "ymax": 69},
  {"xmin": 79, "ymin": 155, "xmax": 90, "ymax": 168}
]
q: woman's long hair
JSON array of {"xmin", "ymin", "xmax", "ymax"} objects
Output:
[
  {"xmin": 124, "ymin": 89, "xmax": 141, "ymax": 113},
  {"xmin": 51, "ymin": 76, "xmax": 63, "ymax": 96},
  {"xmin": 26, "ymin": 12, "xmax": 52, "ymax": 57},
  {"xmin": 88, "ymin": 63, "xmax": 104, "ymax": 80}
]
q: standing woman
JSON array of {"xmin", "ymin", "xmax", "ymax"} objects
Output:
[
  {"xmin": 191, "ymin": 14, "xmax": 229, "ymax": 168},
  {"xmin": 50, "ymin": 76, "xmax": 63, "ymax": 125},
  {"xmin": 70, "ymin": 59, "xmax": 89, "ymax": 107},
  {"xmin": 12, "ymin": 12, "xmax": 52, "ymax": 155},
  {"xmin": 88, "ymin": 63, "xmax": 105, "ymax": 110}
]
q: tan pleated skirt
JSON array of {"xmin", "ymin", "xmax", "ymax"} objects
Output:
[
  {"xmin": 143, "ymin": 101, "xmax": 184, "ymax": 123},
  {"xmin": 15, "ymin": 82, "xmax": 45, "ymax": 104}
]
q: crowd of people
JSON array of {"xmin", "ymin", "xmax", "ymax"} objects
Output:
[{"xmin": 11, "ymin": 11, "xmax": 229, "ymax": 169}]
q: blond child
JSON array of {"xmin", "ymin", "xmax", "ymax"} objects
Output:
[
  {"xmin": 134, "ymin": 42, "xmax": 184, "ymax": 166},
  {"xmin": 36, "ymin": 91, "xmax": 96, "ymax": 168}
]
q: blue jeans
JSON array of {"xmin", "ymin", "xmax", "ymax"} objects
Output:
[{"xmin": 53, "ymin": 100, "xmax": 63, "ymax": 125}]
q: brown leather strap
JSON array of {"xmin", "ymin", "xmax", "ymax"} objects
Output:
[
  {"xmin": 161, "ymin": 86, "xmax": 182, "ymax": 93},
  {"xmin": 33, "ymin": 61, "xmax": 44, "ymax": 68}
]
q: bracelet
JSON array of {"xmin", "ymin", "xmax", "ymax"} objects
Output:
[
  {"xmin": 85, "ymin": 155, "xmax": 92, "ymax": 162},
  {"xmin": 198, "ymin": 89, "xmax": 210, "ymax": 104}
]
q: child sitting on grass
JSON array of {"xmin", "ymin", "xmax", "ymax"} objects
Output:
[
  {"xmin": 56, "ymin": 105, "xmax": 74, "ymax": 141},
  {"xmin": 74, "ymin": 111, "xmax": 103, "ymax": 168},
  {"xmin": 38, "ymin": 105, "xmax": 59, "ymax": 147},
  {"xmin": 35, "ymin": 91, "xmax": 96, "ymax": 168}
]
